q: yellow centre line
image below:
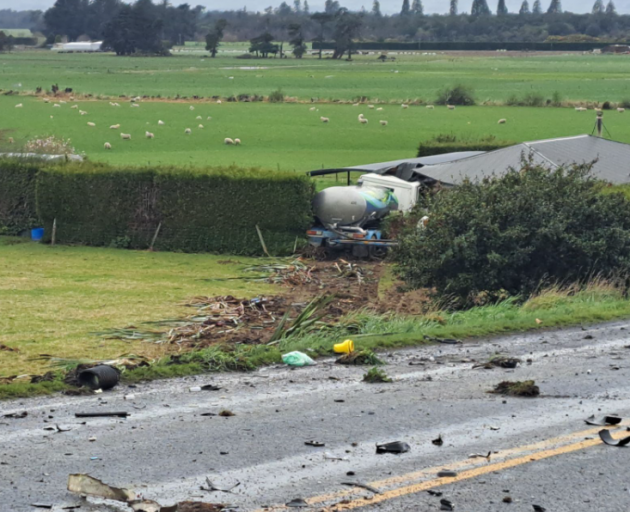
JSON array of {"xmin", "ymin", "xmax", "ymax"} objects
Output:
[{"xmin": 252, "ymin": 426, "xmax": 620, "ymax": 512}]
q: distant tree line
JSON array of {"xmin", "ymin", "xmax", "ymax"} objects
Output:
[{"xmin": 2, "ymin": 0, "xmax": 629, "ymax": 57}]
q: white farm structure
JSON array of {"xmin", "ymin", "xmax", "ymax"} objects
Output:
[{"xmin": 51, "ymin": 41, "xmax": 103, "ymax": 53}]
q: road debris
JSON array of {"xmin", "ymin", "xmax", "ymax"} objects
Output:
[
  {"xmin": 333, "ymin": 339, "xmax": 354, "ymax": 354},
  {"xmin": 201, "ymin": 478, "xmax": 241, "ymax": 493},
  {"xmin": 67, "ymin": 473, "xmax": 136, "ymax": 502},
  {"xmin": 244, "ymin": 259, "xmax": 319, "ymax": 285},
  {"xmin": 324, "ymin": 452, "xmax": 349, "ymax": 461},
  {"xmin": 75, "ymin": 411, "xmax": 129, "ymax": 418},
  {"xmin": 282, "ymin": 351, "xmax": 316, "ymax": 367},
  {"xmin": 363, "ymin": 367, "xmax": 392, "ymax": 383},
  {"xmin": 218, "ymin": 410, "xmax": 235, "ymax": 417},
  {"xmin": 286, "ymin": 498, "xmax": 309, "ymax": 507},
  {"xmin": 3, "ymin": 411, "xmax": 28, "ymax": 419},
  {"xmin": 432, "ymin": 435, "xmax": 444, "ymax": 446},
  {"xmin": 427, "ymin": 490, "xmax": 443, "ymax": 497},
  {"xmin": 78, "ymin": 365, "xmax": 120, "ymax": 390},
  {"xmin": 598, "ymin": 429, "xmax": 630, "ymax": 447},
  {"xmin": 585, "ymin": 415, "xmax": 622, "ymax": 426},
  {"xmin": 174, "ymin": 503, "xmax": 227, "ymax": 511},
  {"xmin": 130, "ymin": 499, "xmax": 162, "ymax": 511},
  {"xmin": 376, "ymin": 441, "xmax": 410, "ymax": 454},
  {"xmin": 532, "ymin": 505, "xmax": 546, "ymax": 512},
  {"xmin": 437, "ymin": 470, "xmax": 458, "ymax": 478},
  {"xmin": 336, "ymin": 350, "xmax": 383, "ymax": 366},
  {"xmin": 425, "ymin": 336, "xmax": 462, "ymax": 345},
  {"xmin": 191, "ymin": 384, "xmax": 222, "ymax": 392},
  {"xmin": 473, "ymin": 355, "xmax": 521, "ymax": 370},
  {"xmin": 43, "ymin": 424, "xmax": 74, "ymax": 433},
  {"xmin": 341, "ymin": 481, "xmax": 382, "ymax": 494},
  {"xmin": 440, "ymin": 498, "xmax": 454, "ymax": 510},
  {"xmin": 305, "ymin": 441, "xmax": 325, "ymax": 447},
  {"xmin": 489, "ymin": 380, "xmax": 540, "ymax": 397},
  {"xmin": 468, "ymin": 452, "xmax": 491, "ymax": 459},
  {"xmin": 503, "ymin": 496, "xmax": 513, "ymax": 503}
]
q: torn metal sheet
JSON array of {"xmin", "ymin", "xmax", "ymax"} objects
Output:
[
  {"xmin": 67, "ymin": 473, "xmax": 136, "ymax": 502},
  {"xmin": 375, "ymin": 441, "xmax": 410, "ymax": 454},
  {"xmin": 304, "ymin": 441, "xmax": 325, "ymax": 447},
  {"xmin": 585, "ymin": 415, "xmax": 622, "ymax": 426},
  {"xmin": 598, "ymin": 429, "xmax": 630, "ymax": 447}
]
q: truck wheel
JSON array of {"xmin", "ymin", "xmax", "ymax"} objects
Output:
[{"xmin": 369, "ymin": 246, "xmax": 388, "ymax": 260}]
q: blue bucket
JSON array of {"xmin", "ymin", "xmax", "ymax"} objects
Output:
[{"xmin": 31, "ymin": 227, "xmax": 44, "ymax": 242}]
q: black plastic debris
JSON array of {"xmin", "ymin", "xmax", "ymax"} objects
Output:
[
  {"xmin": 599, "ymin": 429, "xmax": 630, "ymax": 447},
  {"xmin": 437, "ymin": 470, "xmax": 458, "ymax": 478},
  {"xmin": 532, "ymin": 506, "xmax": 546, "ymax": 512},
  {"xmin": 30, "ymin": 505, "xmax": 53, "ymax": 510},
  {"xmin": 440, "ymin": 498, "xmax": 454, "ymax": 510},
  {"xmin": 3, "ymin": 411, "xmax": 27, "ymax": 419},
  {"xmin": 200, "ymin": 413, "xmax": 217, "ymax": 417},
  {"xmin": 426, "ymin": 336, "xmax": 462, "ymax": 345},
  {"xmin": 305, "ymin": 441, "xmax": 325, "ymax": 447},
  {"xmin": 75, "ymin": 412, "xmax": 129, "ymax": 418},
  {"xmin": 427, "ymin": 490, "xmax": 443, "ymax": 497},
  {"xmin": 376, "ymin": 441, "xmax": 410, "ymax": 454},
  {"xmin": 432, "ymin": 435, "xmax": 444, "ymax": 446},
  {"xmin": 585, "ymin": 415, "xmax": 622, "ymax": 426},
  {"xmin": 286, "ymin": 498, "xmax": 308, "ymax": 507},
  {"xmin": 78, "ymin": 365, "xmax": 120, "ymax": 390},
  {"xmin": 341, "ymin": 481, "xmax": 381, "ymax": 494},
  {"xmin": 201, "ymin": 384, "xmax": 222, "ymax": 391}
]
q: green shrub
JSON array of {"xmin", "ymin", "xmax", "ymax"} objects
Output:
[
  {"xmin": 35, "ymin": 163, "xmax": 314, "ymax": 255},
  {"xmin": 417, "ymin": 134, "xmax": 515, "ymax": 157},
  {"xmin": 395, "ymin": 162, "xmax": 630, "ymax": 306},
  {"xmin": 0, "ymin": 158, "xmax": 40, "ymax": 235},
  {"xmin": 268, "ymin": 88, "xmax": 285, "ymax": 103},
  {"xmin": 619, "ymin": 99, "xmax": 630, "ymax": 109},
  {"xmin": 435, "ymin": 84, "xmax": 475, "ymax": 106}
]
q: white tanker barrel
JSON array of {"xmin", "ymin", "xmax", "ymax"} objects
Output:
[{"xmin": 312, "ymin": 185, "xmax": 398, "ymax": 228}]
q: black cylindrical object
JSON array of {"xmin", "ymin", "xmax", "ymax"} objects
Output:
[{"xmin": 78, "ymin": 365, "xmax": 120, "ymax": 390}]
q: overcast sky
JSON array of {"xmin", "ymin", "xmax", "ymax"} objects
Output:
[{"xmin": 7, "ymin": 0, "xmax": 630, "ymax": 16}]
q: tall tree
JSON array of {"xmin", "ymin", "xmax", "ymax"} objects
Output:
[
  {"xmin": 102, "ymin": 0, "xmax": 164, "ymax": 55},
  {"xmin": 449, "ymin": 0, "xmax": 458, "ymax": 15},
  {"xmin": 205, "ymin": 18, "xmax": 227, "ymax": 57},
  {"xmin": 400, "ymin": 0, "xmax": 411, "ymax": 15},
  {"xmin": 288, "ymin": 22, "xmax": 307, "ymax": 57},
  {"xmin": 311, "ymin": 12, "xmax": 332, "ymax": 59},
  {"xmin": 411, "ymin": 0, "xmax": 424, "ymax": 15},
  {"xmin": 324, "ymin": 0, "xmax": 340, "ymax": 14},
  {"xmin": 546, "ymin": 0, "xmax": 561, "ymax": 13},
  {"xmin": 86, "ymin": 0, "xmax": 121, "ymax": 39},
  {"xmin": 372, "ymin": 0, "xmax": 382, "ymax": 16},
  {"xmin": 332, "ymin": 9, "xmax": 362, "ymax": 59},
  {"xmin": 532, "ymin": 0, "xmax": 542, "ymax": 13},
  {"xmin": 519, "ymin": 0, "xmax": 530, "ymax": 13},
  {"xmin": 44, "ymin": 0, "xmax": 89, "ymax": 41},
  {"xmin": 249, "ymin": 31, "xmax": 278, "ymax": 57},
  {"xmin": 293, "ymin": 0, "xmax": 301, "ymax": 12},
  {"xmin": 0, "ymin": 31, "xmax": 14, "ymax": 52},
  {"xmin": 592, "ymin": 0, "xmax": 604, "ymax": 13},
  {"xmin": 303, "ymin": 0, "xmax": 310, "ymax": 13},
  {"xmin": 605, "ymin": 0, "xmax": 616, "ymax": 14},
  {"xmin": 497, "ymin": 0, "xmax": 508, "ymax": 15},
  {"xmin": 471, "ymin": 0, "xmax": 491, "ymax": 16}
]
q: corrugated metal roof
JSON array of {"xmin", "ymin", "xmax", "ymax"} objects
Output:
[{"xmin": 416, "ymin": 135, "xmax": 630, "ymax": 185}]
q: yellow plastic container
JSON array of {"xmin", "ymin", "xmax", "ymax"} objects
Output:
[{"xmin": 333, "ymin": 339, "xmax": 354, "ymax": 354}]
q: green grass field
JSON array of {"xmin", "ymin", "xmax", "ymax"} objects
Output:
[
  {"xmin": 2, "ymin": 95, "xmax": 627, "ymax": 172},
  {"xmin": 3, "ymin": 50, "xmax": 630, "ymax": 102}
]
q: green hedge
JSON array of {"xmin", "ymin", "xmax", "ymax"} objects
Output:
[
  {"xmin": 34, "ymin": 163, "xmax": 314, "ymax": 255},
  {"xmin": 0, "ymin": 159, "xmax": 40, "ymax": 236},
  {"xmin": 313, "ymin": 41, "xmax": 618, "ymax": 52},
  {"xmin": 417, "ymin": 135, "xmax": 515, "ymax": 157}
]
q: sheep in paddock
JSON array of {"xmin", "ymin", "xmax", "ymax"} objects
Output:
[
  {"xmin": 358, "ymin": 114, "xmax": 365, "ymax": 121},
  {"xmin": 80, "ymin": 111, "xmax": 87, "ymax": 115},
  {"xmin": 426, "ymin": 105, "xmax": 434, "ymax": 109},
  {"xmin": 189, "ymin": 106, "xmax": 195, "ymax": 111},
  {"xmin": 131, "ymin": 103, "xmax": 139, "ymax": 108},
  {"xmin": 8, "ymin": 137, "xmax": 14, "ymax": 144},
  {"xmin": 43, "ymin": 98, "xmax": 50, "ymax": 103},
  {"xmin": 359, "ymin": 117, "xmax": 368, "ymax": 124},
  {"xmin": 234, "ymin": 138, "xmax": 241, "ymax": 145},
  {"xmin": 198, "ymin": 124, "xmax": 204, "ymax": 129},
  {"xmin": 447, "ymin": 105, "xmax": 455, "ymax": 110},
  {"xmin": 224, "ymin": 137, "xmax": 234, "ymax": 145},
  {"xmin": 158, "ymin": 120, "xmax": 165, "ymax": 126},
  {"xmin": 87, "ymin": 122, "xmax": 96, "ymax": 127},
  {"xmin": 352, "ymin": 103, "xmax": 359, "ymax": 107},
  {"xmin": 368, "ymin": 105, "xmax": 374, "ymax": 109},
  {"xmin": 618, "ymin": 107, "xmax": 625, "ymax": 113},
  {"xmin": 207, "ymin": 116, "xmax": 212, "ymax": 120},
  {"xmin": 71, "ymin": 104, "xmax": 78, "ymax": 109},
  {"xmin": 120, "ymin": 133, "xmax": 131, "ymax": 140},
  {"xmin": 310, "ymin": 107, "xmax": 316, "ymax": 111},
  {"xmin": 110, "ymin": 124, "xmax": 120, "ymax": 129},
  {"xmin": 401, "ymin": 104, "xmax": 409, "ymax": 109},
  {"xmin": 379, "ymin": 120, "xmax": 388, "ymax": 126},
  {"xmin": 320, "ymin": 116, "xmax": 329, "ymax": 123},
  {"xmin": 59, "ymin": 100, "xmax": 67, "ymax": 104},
  {"xmin": 109, "ymin": 102, "xmax": 116, "ymax": 106},
  {"xmin": 217, "ymin": 100, "xmax": 222, "ymax": 104},
  {"xmin": 104, "ymin": 142, "xmax": 112, "ymax": 149},
  {"xmin": 53, "ymin": 104, "xmax": 60, "ymax": 108},
  {"xmin": 145, "ymin": 131, "xmax": 154, "ymax": 139},
  {"xmin": 185, "ymin": 128, "xmax": 192, "ymax": 134},
  {"xmin": 377, "ymin": 107, "xmax": 383, "ymax": 111},
  {"xmin": 498, "ymin": 118, "xmax": 506, "ymax": 124},
  {"xmin": 196, "ymin": 115, "xmax": 202, "ymax": 120},
  {"xmin": 15, "ymin": 103, "xmax": 23, "ymax": 108}
]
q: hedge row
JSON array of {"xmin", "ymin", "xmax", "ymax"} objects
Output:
[
  {"xmin": 313, "ymin": 41, "xmax": 617, "ymax": 52},
  {"xmin": 1, "ymin": 159, "xmax": 314, "ymax": 256},
  {"xmin": 417, "ymin": 136, "xmax": 515, "ymax": 157},
  {"xmin": 0, "ymin": 159, "xmax": 40, "ymax": 236}
]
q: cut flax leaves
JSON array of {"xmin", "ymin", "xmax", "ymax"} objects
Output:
[{"xmin": 269, "ymin": 294, "xmax": 335, "ymax": 343}]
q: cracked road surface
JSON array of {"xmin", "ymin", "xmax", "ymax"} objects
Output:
[{"xmin": 3, "ymin": 320, "xmax": 630, "ymax": 511}]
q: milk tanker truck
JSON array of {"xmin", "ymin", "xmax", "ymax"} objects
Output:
[{"xmin": 305, "ymin": 152, "xmax": 483, "ymax": 257}]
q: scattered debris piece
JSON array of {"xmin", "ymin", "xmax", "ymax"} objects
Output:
[
  {"xmin": 363, "ymin": 367, "xmax": 392, "ymax": 383},
  {"xmin": 437, "ymin": 470, "xmax": 458, "ymax": 478},
  {"xmin": 0, "ymin": 343, "xmax": 18, "ymax": 352},
  {"xmin": 532, "ymin": 505, "xmax": 546, "ymax": 512},
  {"xmin": 192, "ymin": 384, "xmax": 222, "ymax": 392},
  {"xmin": 30, "ymin": 504, "xmax": 53, "ymax": 510},
  {"xmin": 585, "ymin": 415, "xmax": 622, "ymax": 426},
  {"xmin": 43, "ymin": 424, "xmax": 74, "ymax": 433},
  {"xmin": 503, "ymin": 496, "xmax": 513, "ymax": 503},
  {"xmin": 376, "ymin": 441, "xmax": 410, "ymax": 454},
  {"xmin": 432, "ymin": 435, "xmax": 444, "ymax": 446},
  {"xmin": 341, "ymin": 481, "xmax": 382, "ymax": 494},
  {"xmin": 282, "ymin": 351, "xmax": 315, "ymax": 367},
  {"xmin": 474, "ymin": 355, "xmax": 521, "ymax": 370},
  {"xmin": 469, "ymin": 452, "xmax": 491, "ymax": 459},
  {"xmin": 75, "ymin": 411, "xmax": 129, "ymax": 418},
  {"xmin": 489, "ymin": 380, "xmax": 540, "ymax": 397},
  {"xmin": 3, "ymin": 411, "xmax": 28, "ymax": 419},
  {"xmin": 440, "ymin": 498, "xmax": 454, "ymax": 510},
  {"xmin": 427, "ymin": 490, "xmax": 443, "ymax": 497},
  {"xmin": 305, "ymin": 441, "xmax": 325, "ymax": 447},
  {"xmin": 336, "ymin": 350, "xmax": 383, "ymax": 366},
  {"xmin": 324, "ymin": 453, "xmax": 349, "ymax": 461},
  {"xmin": 218, "ymin": 410, "xmax": 235, "ymax": 417},
  {"xmin": 333, "ymin": 339, "xmax": 354, "ymax": 354},
  {"xmin": 77, "ymin": 365, "xmax": 120, "ymax": 391},
  {"xmin": 425, "ymin": 336, "xmax": 461, "ymax": 345},
  {"xmin": 130, "ymin": 499, "xmax": 162, "ymax": 511},
  {"xmin": 175, "ymin": 502, "xmax": 226, "ymax": 512},
  {"xmin": 286, "ymin": 498, "xmax": 309, "ymax": 507},
  {"xmin": 200, "ymin": 412, "xmax": 217, "ymax": 417},
  {"xmin": 599, "ymin": 429, "xmax": 630, "ymax": 447},
  {"xmin": 201, "ymin": 477, "xmax": 241, "ymax": 493},
  {"xmin": 67, "ymin": 473, "xmax": 135, "ymax": 502}
]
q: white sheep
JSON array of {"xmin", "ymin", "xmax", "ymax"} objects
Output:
[
  {"xmin": 59, "ymin": 100, "xmax": 66, "ymax": 104},
  {"xmin": 352, "ymin": 103, "xmax": 359, "ymax": 107},
  {"xmin": 309, "ymin": 107, "xmax": 317, "ymax": 111},
  {"xmin": 189, "ymin": 106, "xmax": 195, "ymax": 111},
  {"xmin": 377, "ymin": 107, "xmax": 383, "ymax": 111},
  {"xmin": 379, "ymin": 120, "xmax": 388, "ymax": 126},
  {"xmin": 368, "ymin": 105, "xmax": 375, "ymax": 109},
  {"xmin": 104, "ymin": 142, "xmax": 112, "ymax": 149},
  {"xmin": 158, "ymin": 120, "xmax": 165, "ymax": 126},
  {"xmin": 185, "ymin": 128, "xmax": 192, "ymax": 134},
  {"xmin": 207, "ymin": 116, "xmax": 212, "ymax": 120},
  {"xmin": 80, "ymin": 110, "xmax": 87, "ymax": 115},
  {"xmin": 498, "ymin": 118, "xmax": 506, "ymax": 124},
  {"xmin": 359, "ymin": 117, "xmax": 368, "ymax": 124},
  {"xmin": 198, "ymin": 124, "xmax": 204, "ymax": 129},
  {"xmin": 15, "ymin": 103, "xmax": 23, "ymax": 108},
  {"xmin": 53, "ymin": 104, "xmax": 61, "ymax": 108},
  {"xmin": 426, "ymin": 105, "xmax": 434, "ymax": 109},
  {"xmin": 120, "ymin": 133, "xmax": 131, "ymax": 140},
  {"xmin": 110, "ymin": 124, "xmax": 120, "ymax": 129},
  {"xmin": 320, "ymin": 116, "xmax": 329, "ymax": 123},
  {"xmin": 131, "ymin": 103, "xmax": 140, "ymax": 108},
  {"xmin": 71, "ymin": 104, "xmax": 78, "ymax": 109},
  {"xmin": 358, "ymin": 114, "xmax": 365, "ymax": 121},
  {"xmin": 618, "ymin": 107, "xmax": 625, "ymax": 113},
  {"xmin": 8, "ymin": 137, "xmax": 14, "ymax": 144},
  {"xmin": 401, "ymin": 104, "xmax": 409, "ymax": 109},
  {"xmin": 87, "ymin": 122, "xmax": 96, "ymax": 127},
  {"xmin": 224, "ymin": 137, "xmax": 234, "ymax": 145},
  {"xmin": 109, "ymin": 102, "xmax": 116, "ymax": 106},
  {"xmin": 43, "ymin": 98, "xmax": 50, "ymax": 103},
  {"xmin": 217, "ymin": 100, "xmax": 222, "ymax": 104},
  {"xmin": 447, "ymin": 105, "xmax": 455, "ymax": 110},
  {"xmin": 196, "ymin": 115, "xmax": 202, "ymax": 120},
  {"xmin": 234, "ymin": 138, "xmax": 241, "ymax": 145},
  {"xmin": 145, "ymin": 131, "xmax": 154, "ymax": 139}
]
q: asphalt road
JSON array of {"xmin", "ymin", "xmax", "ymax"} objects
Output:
[{"xmin": 3, "ymin": 320, "xmax": 630, "ymax": 512}]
